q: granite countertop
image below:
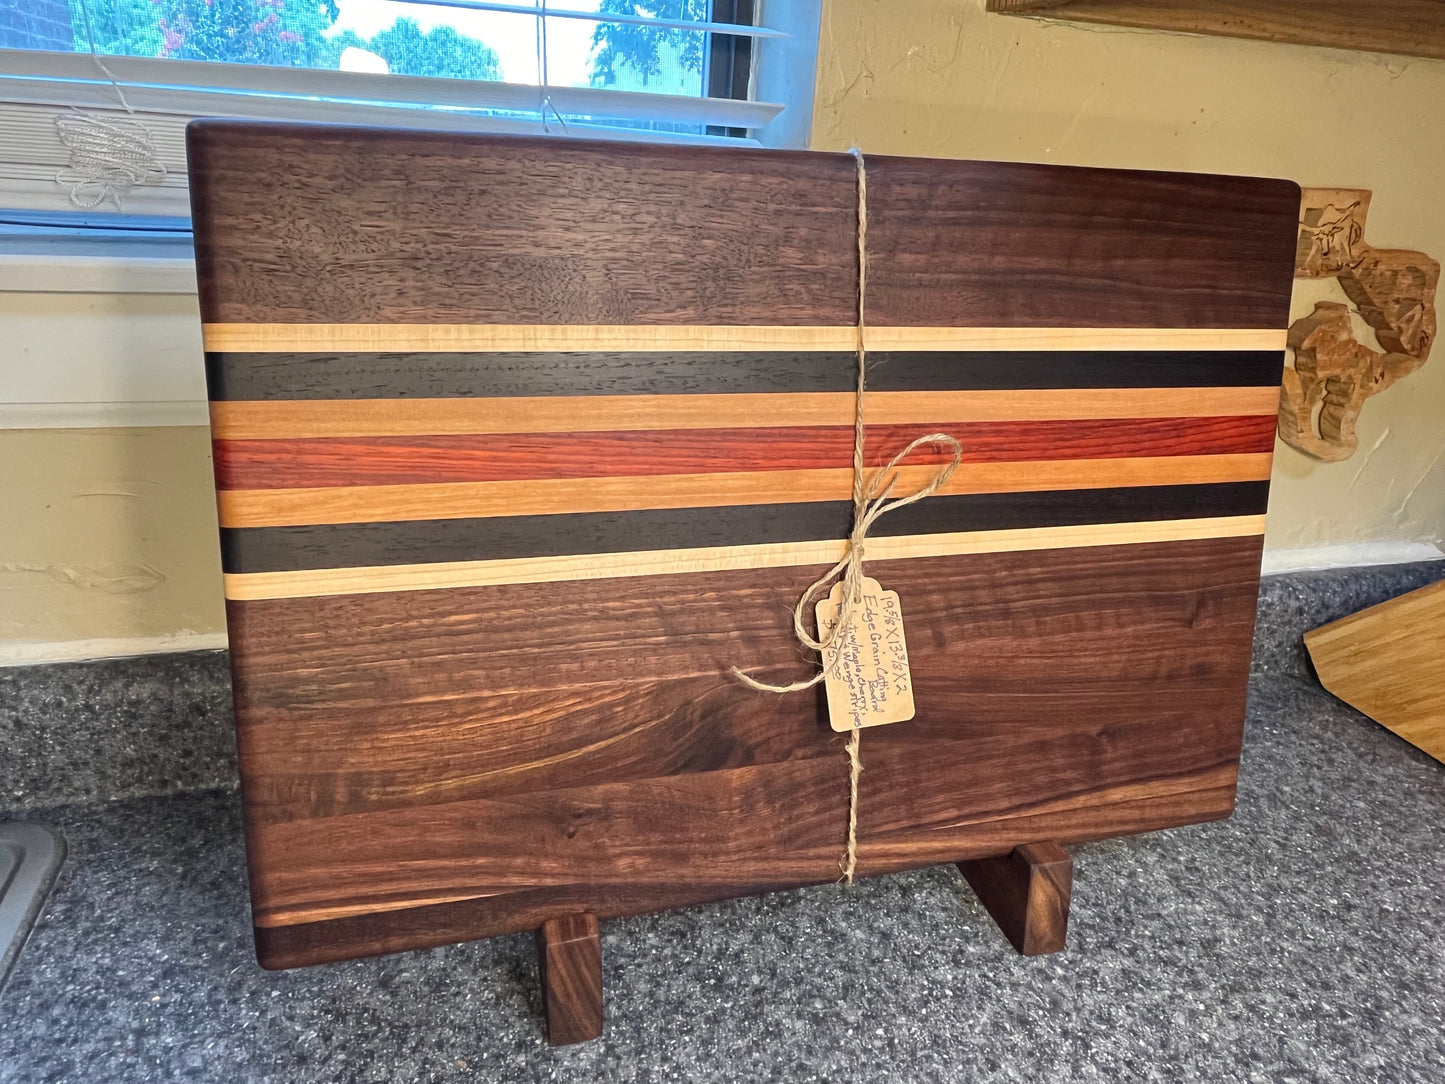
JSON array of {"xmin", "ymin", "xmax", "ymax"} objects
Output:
[{"xmin": 2, "ymin": 673, "xmax": 1442, "ymax": 1084}]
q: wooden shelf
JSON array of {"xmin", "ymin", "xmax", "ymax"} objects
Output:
[{"xmin": 987, "ymin": 1, "xmax": 1445, "ymax": 62}]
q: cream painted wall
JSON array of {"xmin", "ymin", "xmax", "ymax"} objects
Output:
[
  {"xmin": 0, "ymin": 282, "xmax": 221, "ymax": 662},
  {"xmin": 812, "ymin": 0, "xmax": 1445, "ymax": 556},
  {"xmin": 0, "ymin": 426, "xmax": 223, "ymax": 657}
]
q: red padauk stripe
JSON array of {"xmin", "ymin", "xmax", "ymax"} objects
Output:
[{"xmin": 213, "ymin": 415, "xmax": 1277, "ymax": 490}]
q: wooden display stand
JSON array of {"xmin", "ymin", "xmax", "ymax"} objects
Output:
[
  {"xmin": 537, "ymin": 914, "xmax": 604, "ymax": 1046},
  {"xmin": 959, "ymin": 843, "xmax": 1074, "ymax": 957},
  {"xmin": 534, "ymin": 847, "xmax": 1075, "ymax": 1046},
  {"xmin": 188, "ymin": 123, "xmax": 1298, "ymax": 1044}
]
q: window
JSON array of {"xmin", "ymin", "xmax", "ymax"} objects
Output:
[{"xmin": 0, "ymin": 1, "xmax": 820, "ymax": 219}]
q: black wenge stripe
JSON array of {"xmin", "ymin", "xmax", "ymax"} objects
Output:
[
  {"xmin": 871, "ymin": 351, "xmax": 1284, "ymax": 390},
  {"xmin": 220, "ymin": 482, "xmax": 1269, "ymax": 574},
  {"xmin": 205, "ymin": 350, "xmax": 1286, "ymax": 401}
]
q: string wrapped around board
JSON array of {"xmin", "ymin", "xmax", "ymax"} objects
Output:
[{"xmin": 732, "ymin": 149, "xmax": 963, "ymax": 884}]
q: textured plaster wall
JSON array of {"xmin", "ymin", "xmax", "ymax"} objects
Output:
[
  {"xmin": 812, "ymin": 0, "xmax": 1445, "ymax": 555},
  {"xmin": 0, "ymin": 426, "xmax": 223, "ymax": 652}
]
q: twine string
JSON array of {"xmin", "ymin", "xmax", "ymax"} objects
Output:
[
  {"xmin": 730, "ymin": 149, "xmax": 963, "ymax": 883},
  {"xmin": 77, "ymin": 0, "xmax": 134, "ymax": 114},
  {"xmin": 54, "ymin": 112, "xmax": 166, "ymax": 210},
  {"xmin": 57, "ymin": 0, "xmax": 167, "ymax": 209},
  {"xmin": 536, "ymin": 0, "xmax": 568, "ymax": 133}
]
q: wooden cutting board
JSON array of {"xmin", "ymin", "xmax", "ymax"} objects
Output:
[
  {"xmin": 187, "ymin": 122, "xmax": 1299, "ymax": 968},
  {"xmin": 1305, "ymin": 579, "xmax": 1445, "ymax": 763}
]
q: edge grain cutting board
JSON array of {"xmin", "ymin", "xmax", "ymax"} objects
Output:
[{"xmin": 187, "ymin": 122, "xmax": 1300, "ymax": 968}]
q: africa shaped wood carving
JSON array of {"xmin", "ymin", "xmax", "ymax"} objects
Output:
[{"xmin": 1280, "ymin": 188, "xmax": 1439, "ymax": 462}]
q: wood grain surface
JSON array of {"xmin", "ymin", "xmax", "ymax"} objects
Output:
[
  {"xmin": 187, "ymin": 123, "xmax": 1297, "ymax": 329},
  {"xmin": 208, "ymin": 386, "xmax": 1281, "ymax": 440},
  {"xmin": 216, "ymin": 454, "xmax": 1273, "ymax": 528},
  {"xmin": 186, "ymin": 123, "xmax": 1297, "ymax": 970},
  {"xmin": 958, "ymin": 842, "xmax": 1073, "ymax": 956},
  {"xmin": 1304, "ymin": 580, "xmax": 1445, "ymax": 763},
  {"xmin": 221, "ymin": 516, "xmax": 1267, "ymax": 600},
  {"xmin": 232, "ymin": 536, "xmax": 1260, "ymax": 945},
  {"xmin": 213, "ymin": 416, "xmax": 1274, "ymax": 490},
  {"xmin": 205, "ymin": 348, "xmax": 1287, "ymax": 401},
  {"xmin": 201, "ymin": 324, "xmax": 1287, "ymax": 353},
  {"xmin": 861, "ymin": 156, "xmax": 1299, "ymax": 329},
  {"xmin": 219, "ymin": 483, "xmax": 1268, "ymax": 575},
  {"xmin": 187, "ymin": 128, "xmax": 858, "ymax": 327},
  {"xmin": 987, "ymin": 1, "xmax": 1445, "ymax": 64},
  {"xmin": 537, "ymin": 914, "xmax": 603, "ymax": 1046}
]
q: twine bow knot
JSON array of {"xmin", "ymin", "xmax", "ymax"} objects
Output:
[{"xmin": 732, "ymin": 432, "xmax": 962, "ymax": 696}]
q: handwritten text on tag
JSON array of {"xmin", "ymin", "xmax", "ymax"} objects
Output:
[{"xmin": 814, "ymin": 576, "xmax": 916, "ymax": 733}]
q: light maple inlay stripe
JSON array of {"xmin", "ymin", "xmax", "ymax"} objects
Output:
[
  {"xmin": 254, "ymin": 892, "xmax": 509, "ymax": 929},
  {"xmin": 201, "ymin": 323, "xmax": 1289, "ymax": 354},
  {"xmin": 209, "ymin": 387, "xmax": 1281, "ymax": 440},
  {"xmin": 204, "ymin": 324, "xmax": 859, "ymax": 353},
  {"xmin": 217, "ymin": 453, "xmax": 1275, "ymax": 528},
  {"xmin": 862, "ymin": 327, "xmax": 1287, "ymax": 352},
  {"xmin": 222, "ymin": 514, "xmax": 1267, "ymax": 600}
]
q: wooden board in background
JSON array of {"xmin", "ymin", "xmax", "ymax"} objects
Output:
[
  {"xmin": 186, "ymin": 123, "xmax": 1300, "ymax": 968},
  {"xmin": 1305, "ymin": 580, "xmax": 1445, "ymax": 763},
  {"xmin": 986, "ymin": 1, "xmax": 1445, "ymax": 63}
]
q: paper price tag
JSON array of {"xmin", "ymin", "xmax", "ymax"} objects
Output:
[{"xmin": 815, "ymin": 576, "xmax": 916, "ymax": 734}]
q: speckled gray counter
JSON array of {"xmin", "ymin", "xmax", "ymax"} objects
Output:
[
  {"xmin": 0, "ymin": 652, "xmax": 235, "ymax": 810},
  {"xmin": 1251, "ymin": 559, "xmax": 1445, "ymax": 679},
  {"xmin": 2, "ymin": 674, "xmax": 1442, "ymax": 1084}
]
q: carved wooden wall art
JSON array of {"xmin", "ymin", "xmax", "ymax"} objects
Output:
[{"xmin": 1279, "ymin": 188, "xmax": 1439, "ymax": 462}]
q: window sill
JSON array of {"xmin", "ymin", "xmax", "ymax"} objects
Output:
[
  {"xmin": 0, "ymin": 248, "xmax": 206, "ymax": 428},
  {"xmin": 0, "ymin": 253, "xmax": 197, "ymax": 296}
]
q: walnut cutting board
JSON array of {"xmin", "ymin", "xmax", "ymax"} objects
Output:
[{"xmin": 187, "ymin": 122, "xmax": 1300, "ymax": 968}]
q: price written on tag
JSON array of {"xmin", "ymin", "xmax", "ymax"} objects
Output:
[{"xmin": 814, "ymin": 576, "xmax": 916, "ymax": 733}]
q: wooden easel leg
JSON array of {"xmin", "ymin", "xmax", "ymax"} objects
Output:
[
  {"xmin": 957, "ymin": 842, "xmax": 1072, "ymax": 956},
  {"xmin": 536, "ymin": 913, "xmax": 603, "ymax": 1045}
]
